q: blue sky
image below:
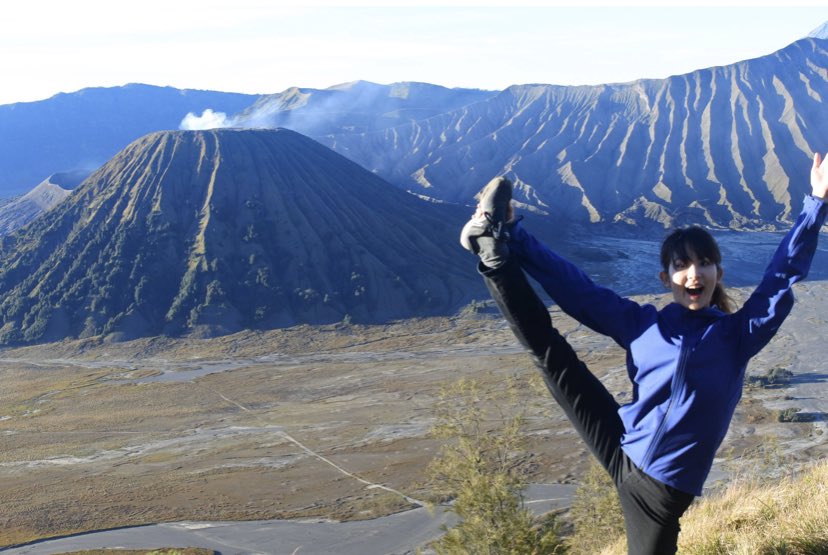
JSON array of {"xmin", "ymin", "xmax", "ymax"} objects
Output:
[{"xmin": 2, "ymin": 2, "xmax": 828, "ymax": 105}]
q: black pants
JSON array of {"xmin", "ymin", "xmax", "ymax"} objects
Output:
[{"xmin": 481, "ymin": 260, "xmax": 694, "ymax": 555}]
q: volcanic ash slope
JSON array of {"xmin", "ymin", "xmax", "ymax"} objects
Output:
[{"xmin": 0, "ymin": 128, "xmax": 480, "ymax": 344}]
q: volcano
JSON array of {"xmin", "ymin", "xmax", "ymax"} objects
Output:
[{"xmin": 0, "ymin": 128, "xmax": 481, "ymax": 344}]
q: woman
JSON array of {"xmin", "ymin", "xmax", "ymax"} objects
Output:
[{"xmin": 459, "ymin": 153, "xmax": 828, "ymax": 554}]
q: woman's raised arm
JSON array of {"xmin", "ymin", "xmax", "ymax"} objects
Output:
[
  {"xmin": 734, "ymin": 152, "xmax": 828, "ymax": 360},
  {"xmin": 510, "ymin": 223, "xmax": 650, "ymax": 349}
]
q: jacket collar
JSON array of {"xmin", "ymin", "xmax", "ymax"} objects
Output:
[{"xmin": 660, "ymin": 302, "xmax": 725, "ymax": 336}]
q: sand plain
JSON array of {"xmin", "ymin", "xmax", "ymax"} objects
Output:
[
  {"xmin": 1, "ymin": 283, "xmax": 827, "ymax": 550},
  {"xmin": 0, "ymin": 309, "xmax": 575, "ymax": 547},
  {"xmin": 0, "ymin": 274, "xmax": 826, "ymax": 549}
]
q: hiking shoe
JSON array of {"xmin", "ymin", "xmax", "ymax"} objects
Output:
[{"xmin": 460, "ymin": 177, "xmax": 513, "ymax": 268}]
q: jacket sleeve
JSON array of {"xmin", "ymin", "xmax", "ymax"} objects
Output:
[
  {"xmin": 735, "ymin": 195, "xmax": 828, "ymax": 361},
  {"xmin": 510, "ymin": 223, "xmax": 648, "ymax": 349}
]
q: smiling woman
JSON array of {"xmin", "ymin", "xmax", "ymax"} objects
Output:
[
  {"xmin": 459, "ymin": 151, "xmax": 828, "ymax": 554},
  {"xmin": 658, "ymin": 226, "xmax": 732, "ymax": 313}
]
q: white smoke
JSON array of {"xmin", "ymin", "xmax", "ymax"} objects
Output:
[{"xmin": 179, "ymin": 109, "xmax": 235, "ymax": 130}]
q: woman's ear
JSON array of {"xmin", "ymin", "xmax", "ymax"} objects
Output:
[
  {"xmin": 717, "ymin": 266, "xmax": 724, "ymax": 281},
  {"xmin": 659, "ymin": 270, "xmax": 670, "ymax": 288}
]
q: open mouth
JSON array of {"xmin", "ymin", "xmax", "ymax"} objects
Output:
[{"xmin": 686, "ymin": 286, "xmax": 704, "ymax": 299}]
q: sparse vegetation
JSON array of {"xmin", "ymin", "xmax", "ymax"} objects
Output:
[
  {"xmin": 457, "ymin": 299, "xmax": 498, "ymax": 318},
  {"xmin": 427, "ymin": 378, "xmax": 566, "ymax": 554},
  {"xmin": 776, "ymin": 407, "xmax": 814, "ymax": 423},
  {"xmin": 2, "ymin": 301, "xmax": 827, "ymax": 552},
  {"xmin": 722, "ymin": 434, "xmax": 794, "ymax": 483},
  {"xmin": 565, "ymin": 459, "xmax": 625, "ymax": 555},
  {"xmin": 596, "ymin": 461, "xmax": 828, "ymax": 555},
  {"xmin": 746, "ymin": 366, "xmax": 794, "ymax": 389},
  {"xmin": 425, "ymin": 373, "xmax": 828, "ymax": 555}
]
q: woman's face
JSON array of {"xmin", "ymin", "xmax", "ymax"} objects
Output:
[{"xmin": 660, "ymin": 249, "xmax": 723, "ymax": 310}]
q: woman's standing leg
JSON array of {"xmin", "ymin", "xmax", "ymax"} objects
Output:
[{"xmin": 617, "ymin": 467, "xmax": 695, "ymax": 554}]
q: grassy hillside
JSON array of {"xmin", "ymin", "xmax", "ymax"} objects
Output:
[{"xmin": 598, "ymin": 460, "xmax": 828, "ymax": 554}]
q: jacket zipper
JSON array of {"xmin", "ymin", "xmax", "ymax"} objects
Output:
[{"xmin": 641, "ymin": 338, "xmax": 691, "ymax": 469}]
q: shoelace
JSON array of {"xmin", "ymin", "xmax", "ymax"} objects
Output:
[{"xmin": 484, "ymin": 213, "xmax": 522, "ymax": 241}]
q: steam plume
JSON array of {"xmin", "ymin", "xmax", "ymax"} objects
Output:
[{"xmin": 180, "ymin": 109, "xmax": 234, "ymax": 130}]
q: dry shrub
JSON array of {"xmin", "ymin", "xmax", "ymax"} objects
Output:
[
  {"xmin": 427, "ymin": 377, "xmax": 566, "ymax": 554},
  {"xmin": 565, "ymin": 458, "xmax": 625, "ymax": 555}
]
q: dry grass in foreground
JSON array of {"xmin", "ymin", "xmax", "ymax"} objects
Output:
[{"xmin": 599, "ymin": 460, "xmax": 828, "ymax": 554}]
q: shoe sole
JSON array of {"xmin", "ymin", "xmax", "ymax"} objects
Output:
[{"xmin": 476, "ymin": 177, "xmax": 512, "ymax": 226}]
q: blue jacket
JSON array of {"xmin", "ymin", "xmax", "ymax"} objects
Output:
[{"xmin": 510, "ymin": 195, "xmax": 827, "ymax": 495}]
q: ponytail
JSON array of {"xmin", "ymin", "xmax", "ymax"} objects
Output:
[{"xmin": 711, "ymin": 282, "xmax": 734, "ymax": 314}]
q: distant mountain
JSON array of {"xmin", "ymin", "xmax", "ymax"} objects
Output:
[
  {"xmin": 0, "ymin": 84, "xmax": 259, "ymax": 196},
  {"xmin": 47, "ymin": 169, "xmax": 92, "ymax": 189},
  {"xmin": 3, "ymin": 34, "xmax": 828, "ymax": 230},
  {"xmin": 319, "ymin": 37, "xmax": 828, "ymax": 230},
  {"xmin": 809, "ymin": 22, "xmax": 828, "ymax": 39},
  {"xmin": 0, "ymin": 81, "xmax": 492, "ymax": 199},
  {"xmin": 0, "ymin": 128, "xmax": 481, "ymax": 345},
  {"xmin": 0, "ymin": 170, "xmax": 89, "ymax": 235},
  {"xmin": 232, "ymin": 80, "xmax": 496, "ymax": 134}
]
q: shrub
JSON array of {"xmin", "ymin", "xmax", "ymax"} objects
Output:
[
  {"xmin": 746, "ymin": 367, "xmax": 793, "ymax": 389},
  {"xmin": 427, "ymin": 378, "xmax": 566, "ymax": 554},
  {"xmin": 565, "ymin": 459, "xmax": 625, "ymax": 555},
  {"xmin": 776, "ymin": 407, "xmax": 813, "ymax": 423}
]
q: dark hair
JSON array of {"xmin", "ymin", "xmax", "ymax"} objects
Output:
[{"xmin": 660, "ymin": 226, "xmax": 734, "ymax": 314}]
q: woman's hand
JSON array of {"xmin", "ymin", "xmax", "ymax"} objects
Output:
[{"xmin": 812, "ymin": 152, "xmax": 828, "ymax": 200}]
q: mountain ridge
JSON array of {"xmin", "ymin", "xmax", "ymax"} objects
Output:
[
  {"xmin": 0, "ymin": 84, "xmax": 260, "ymax": 195},
  {"xmin": 3, "ymin": 32, "xmax": 828, "ymax": 230},
  {"xmin": 230, "ymin": 80, "xmax": 497, "ymax": 134},
  {"xmin": 317, "ymin": 36, "xmax": 828, "ymax": 230}
]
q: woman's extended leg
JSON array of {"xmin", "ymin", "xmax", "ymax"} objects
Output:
[
  {"xmin": 462, "ymin": 176, "xmax": 626, "ymax": 476},
  {"xmin": 482, "ymin": 259, "xmax": 694, "ymax": 555},
  {"xmin": 479, "ymin": 259, "xmax": 626, "ymax": 477}
]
